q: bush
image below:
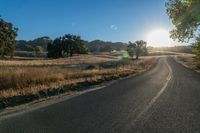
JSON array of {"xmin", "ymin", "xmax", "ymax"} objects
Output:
[
  {"xmin": 35, "ymin": 46, "xmax": 43, "ymax": 53},
  {"xmin": 47, "ymin": 34, "xmax": 88, "ymax": 58},
  {"xmin": 192, "ymin": 35, "xmax": 200, "ymax": 68}
]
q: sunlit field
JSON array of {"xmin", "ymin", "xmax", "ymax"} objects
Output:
[
  {"xmin": 0, "ymin": 55, "xmax": 156, "ymax": 100},
  {"xmin": 1, "ymin": 0, "xmax": 200, "ymax": 132},
  {"xmin": 0, "ymin": 54, "xmax": 117, "ymax": 67}
]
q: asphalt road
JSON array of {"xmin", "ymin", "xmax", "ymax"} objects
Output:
[{"xmin": 1, "ymin": 57, "xmax": 200, "ymax": 133}]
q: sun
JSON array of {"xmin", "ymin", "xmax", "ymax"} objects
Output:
[{"xmin": 146, "ymin": 29, "xmax": 173, "ymax": 47}]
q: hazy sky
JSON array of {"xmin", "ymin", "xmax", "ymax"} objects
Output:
[{"xmin": 0, "ymin": 0, "xmax": 174, "ymax": 43}]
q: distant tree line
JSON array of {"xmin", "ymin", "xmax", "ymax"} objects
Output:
[
  {"xmin": 0, "ymin": 17, "xmax": 18, "ymax": 58},
  {"xmin": 47, "ymin": 34, "xmax": 88, "ymax": 58},
  {"xmin": 16, "ymin": 36, "xmax": 52, "ymax": 53},
  {"xmin": 16, "ymin": 39, "xmax": 127, "ymax": 54},
  {"xmin": 85, "ymin": 40, "xmax": 127, "ymax": 52}
]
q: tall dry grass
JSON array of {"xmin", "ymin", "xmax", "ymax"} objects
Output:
[
  {"xmin": 0, "ymin": 57, "xmax": 156, "ymax": 98},
  {"xmin": 0, "ymin": 67, "xmax": 65, "ymax": 90}
]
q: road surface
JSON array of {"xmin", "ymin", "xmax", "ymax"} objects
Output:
[{"xmin": 1, "ymin": 57, "xmax": 200, "ymax": 133}]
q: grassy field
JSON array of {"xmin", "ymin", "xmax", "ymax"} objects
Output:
[
  {"xmin": 0, "ymin": 54, "xmax": 117, "ymax": 67},
  {"xmin": 0, "ymin": 55, "xmax": 156, "ymax": 108}
]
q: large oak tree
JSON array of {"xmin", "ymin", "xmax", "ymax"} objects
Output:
[
  {"xmin": 47, "ymin": 34, "xmax": 88, "ymax": 58},
  {"xmin": 0, "ymin": 17, "xmax": 18, "ymax": 58},
  {"xmin": 166, "ymin": 0, "xmax": 200, "ymax": 66},
  {"xmin": 166, "ymin": 0, "xmax": 200, "ymax": 42},
  {"xmin": 127, "ymin": 40, "xmax": 147, "ymax": 60}
]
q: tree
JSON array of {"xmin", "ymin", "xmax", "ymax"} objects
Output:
[
  {"xmin": 25, "ymin": 44, "xmax": 34, "ymax": 51},
  {"xmin": 47, "ymin": 38, "xmax": 63, "ymax": 58},
  {"xmin": 135, "ymin": 40, "xmax": 147, "ymax": 59},
  {"xmin": 74, "ymin": 39, "xmax": 88, "ymax": 54},
  {"xmin": 127, "ymin": 41, "xmax": 135, "ymax": 59},
  {"xmin": 166, "ymin": 0, "xmax": 200, "ymax": 42},
  {"xmin": 16, "ymin": 36, "xmax": 52, "ymax": 51},
  {"xmin": 35, "ymin": 46, "xmax": 43, "ymax": 53},
  {"xmin": 47, "ymin": 34, "xmax": 88, "ymax": 58},
  {"xmin": 0, "ymin": 17, "xmax": 18, "ymax": 58},
  {"xmin": 192, "ymin": 35, "xmax": 200, "ymax": 68},
  {"xmin": 166, "ymin": 0, "xmax": 200, "ymax": 67},
  {"xmin": 127, "ymin": 40, "xmax": 147, "ymax": 59}
]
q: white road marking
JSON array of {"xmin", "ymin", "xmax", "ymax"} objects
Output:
[
  {"xmin": 0, "ymin": 86, "xmax": 106, "ymax": 121},
  {"xmin": 134, "ymin": 58, "xmax": 172, "ymax": 122}
]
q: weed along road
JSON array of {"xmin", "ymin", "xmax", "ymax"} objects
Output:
[{"xmin": 1, "ymin": 57, "xmax": 200, "ymax": 133}]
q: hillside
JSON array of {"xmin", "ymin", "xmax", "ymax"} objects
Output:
[
  {"xmin": 85, "ymin": 40, "xmax": 127, "ymax": 52},
  {"xmin": 16, "ymin": 39, "xmax": 128, "ymax": 53}
]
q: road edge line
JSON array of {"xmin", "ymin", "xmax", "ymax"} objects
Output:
[{"xmin": 133, "ymin": 57, "xmax": 173, "ymax": 122}]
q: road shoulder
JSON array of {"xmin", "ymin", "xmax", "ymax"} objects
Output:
[
  {"xmin": 0, "ymin": 58, "xmax": 159, "ymax": 120},
  {"xmin": 173, "ymin": 54, "xmax": 200, "ymax": 73}
]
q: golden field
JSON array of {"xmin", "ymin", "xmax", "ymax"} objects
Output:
[{"xmin": 0, "ymin": 55, "xmax": 156, "ymax": 99}]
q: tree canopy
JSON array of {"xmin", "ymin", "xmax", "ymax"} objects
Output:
[
  {"xmin": 0, "ymin": 17, "xmax": 18, "ymax": 58},
  {"xmin": 16, "ymin": 36, "xmax": 52, "ymax": 51},
  {"xmin": 166, "ymin": 0, "xmax": 200, "ymax": 42},
  {"xmin": 192, "ymin": 36, "xmax": 200, "ymax": 67},
  {"xmin": 47, "ymin": 34, "xmax": 88, "ymax": 58},
  {"xmin": 166, "ymin": 0, "xmax": 200, "ymax": 67},
  {"xmin": 127, "ymin": 40, "xmax": 147, "ymax": 59}
]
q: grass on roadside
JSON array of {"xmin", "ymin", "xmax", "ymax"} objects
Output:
[
  {"xmin": 0, "ymin": 57, "xmax": 156, "ymax": 99},
  {"xmin": 0, "ymin": 54, "xmax": 117, "ymax": 67},
  {"xmin": 176, "ymin": 55, "xmax": 200, "ymax": 71}
]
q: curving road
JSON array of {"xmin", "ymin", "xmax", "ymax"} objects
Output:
[{"xmin": 1, "ymin": 57, "xmax": 200, "ymax": 133}]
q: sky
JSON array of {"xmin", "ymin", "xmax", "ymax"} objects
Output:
[{"xmin": 0, "ymin": 0, "xmax": 179, "ymax": 45}]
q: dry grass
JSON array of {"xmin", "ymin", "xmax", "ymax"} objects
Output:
[
  {"xmin": 0, "ymin": 68, "xmax": 139, "ymax": 98},
  {"xmin": 0, "ymin": 67, "xmax": 65, "ymax": 90},
  {"xmin": 0, "ymin": 56, "xmax": 156, "ymax": 99},
  {"xmin": 176, "ymin": 55, "xmax": 196, "ymax": 69},
  {"xmin": 176, "ymin": 55, "xmax": 200, "ymax": 71},
  {"xmin": 177, "ymin": 56, "xmax": 187, "ymax": 62},
  {"xmin": 0, "ymin": 54, "xmax": 117, "ymax": 67}
]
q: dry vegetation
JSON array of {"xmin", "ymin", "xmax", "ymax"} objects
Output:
[
  {"xmin": 175, "ymin": 54, "xmax": 200, "ymax": 72},
  {"xmin": 0, "ymin": 54, "xmax": 117, "ymax": 67},
  {"xmin": 0, "ymin": 55, "xmax": 156, "ymax": 101}
]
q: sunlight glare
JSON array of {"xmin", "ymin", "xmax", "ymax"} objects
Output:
[{"xmin": 146, "ymin": 29, "xmax": 173, "ymax": 47}]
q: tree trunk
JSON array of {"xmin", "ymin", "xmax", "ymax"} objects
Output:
[
  {"xmin": 10, "ymin": 51, "xmax": 14, "ymax": 59},
  {"xmin": 1, "ymin": 49, "xmax": 4, "ymax": 58},
  {"xmin": 136, "ymin": 54, "xmax": 139, "ymax": 60},
  {"xmin": 70, "ymin": 49, "xmax": 73, "ymax": 57}
]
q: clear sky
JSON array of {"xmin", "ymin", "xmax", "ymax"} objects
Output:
[{"xmin": 0, "ymin": 0, "xmax": 176, "ymax": 44}]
